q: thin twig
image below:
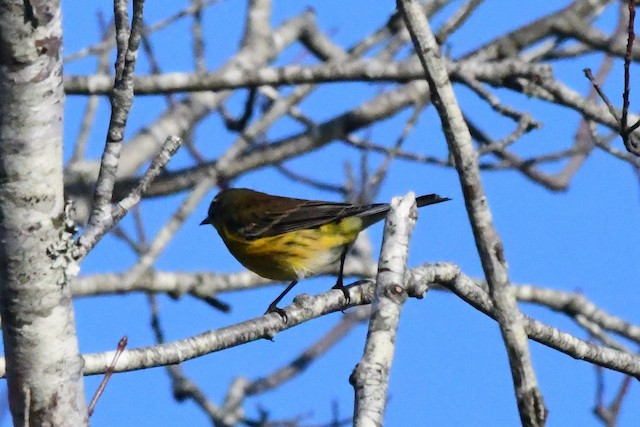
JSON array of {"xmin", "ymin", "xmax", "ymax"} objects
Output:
[
  {"xmin": 77, "ymin": 0, "xmax": 146, "ymax": 254},
  {"xmin": 191, "ymin": 0, "xmax": 207, "ymax": 73},
  {"xmin": 74, "ymin": 136, "xmax": 183, "ymax": 259},
  {"xmin": 87, "ymin": 336, "xmax": 128, "ymax": 416}
]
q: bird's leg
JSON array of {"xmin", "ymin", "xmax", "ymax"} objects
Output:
[
  {"xmin": 265, "ymin": 280, "xmax": 298, "ymax": 322},
  {"xmin": 331, "ymin": 247, "xmax": 350, "ymax": 304}
]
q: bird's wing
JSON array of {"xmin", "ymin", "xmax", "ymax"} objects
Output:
[
  {"xmin": 239, "ymin": 200, "xmax": 384, "ymax": 239},
  {"xmin": 234, "ymin": 193, "xmax": 450, "ymax": 240}
]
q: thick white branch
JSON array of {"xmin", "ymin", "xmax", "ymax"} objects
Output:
[{"xmin": 352, "ymin": 193, "xmax": 417, "ymax": 426}]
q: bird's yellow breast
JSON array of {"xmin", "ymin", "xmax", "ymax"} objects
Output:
[{"xmin": 217, "ymin": 217, "xmax": 364, "ymax": 281}]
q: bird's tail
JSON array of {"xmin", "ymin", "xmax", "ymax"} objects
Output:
[
  {"xmin": 416, "ymin": 194, "xmax": 451, "ymax": 208},
  {"xmin": 358, "ymin": 193, "xmax": 450, "ymax": 228}
]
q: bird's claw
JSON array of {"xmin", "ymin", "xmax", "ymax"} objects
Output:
[{"xmin": 265, "ymin": 305, "xmax": 288, "ymax": 323}]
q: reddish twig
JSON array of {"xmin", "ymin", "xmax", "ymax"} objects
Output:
[{"xmin": 87, "ymin": 336, "xmax": 128, "ymax": 416}]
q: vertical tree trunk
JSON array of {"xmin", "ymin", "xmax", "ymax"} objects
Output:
[{"xmin": 0, "ymin": 1, "xmax": 88, "ymax": 424}]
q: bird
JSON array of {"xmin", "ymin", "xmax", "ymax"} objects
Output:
[{"xmin": 200, "ymin": 188, "xmax": 450, "ymax": 320}]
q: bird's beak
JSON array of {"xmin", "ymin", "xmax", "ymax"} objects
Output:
[{"xmin": 200, "ymin": 217, "xmax": 210, "ymax": 226}]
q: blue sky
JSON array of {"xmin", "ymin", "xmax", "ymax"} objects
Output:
[{"xmin": 3, "ymin": 1, "xmax": 636, "ymax": 425}]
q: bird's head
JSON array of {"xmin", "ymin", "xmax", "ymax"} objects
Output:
[{"xmin": 200, "ymin": 188, "xmax": 258, "ymax": 230}]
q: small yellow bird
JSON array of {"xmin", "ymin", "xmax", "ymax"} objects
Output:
[{"xmin": 200, "ymin": 188, "xmax": 449, "ymax": 319}]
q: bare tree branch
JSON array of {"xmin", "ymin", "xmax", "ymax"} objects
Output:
[{"xmin": 398, "ymin": 1, "xmax": 546, "ymax": 424}]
